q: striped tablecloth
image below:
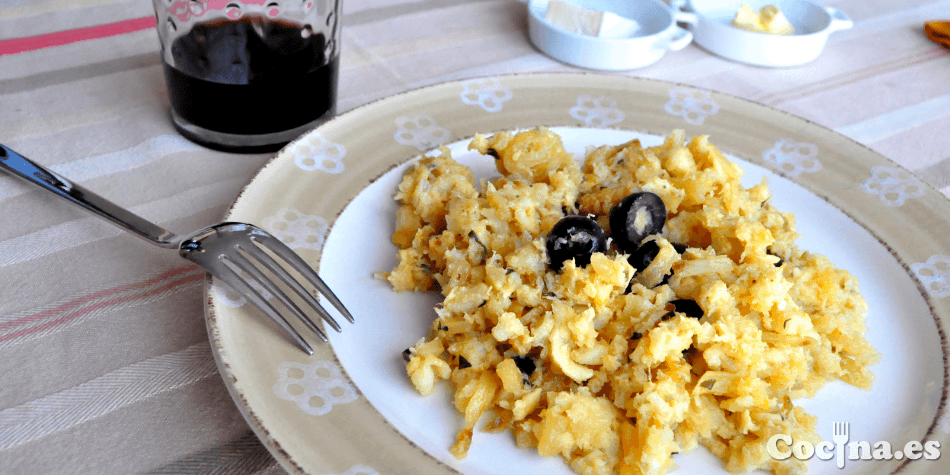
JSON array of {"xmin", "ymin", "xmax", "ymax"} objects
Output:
[{"xmin": 1, "ymin": 0, "xmax": 948, "ymax": 474}]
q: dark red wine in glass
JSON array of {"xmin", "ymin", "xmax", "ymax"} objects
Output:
[{"xmin": 162, "ymin": 15, "xmax": 338, "ymax": 152}]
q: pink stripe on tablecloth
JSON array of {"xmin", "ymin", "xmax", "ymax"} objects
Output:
[
  {"xmin": 0, "ymin": 265, "xmax": 197, "ymax": 332},
  {"xmin": 0, "ymin": 272, "xmax": 204, "ymax": 342},
  {"xmin": 0, "ymin": 270, "xmax": 205, "ymax": 343},
  {"xmin": 0, "ymin": 16, "xmax": 156, "ymax": 56}
]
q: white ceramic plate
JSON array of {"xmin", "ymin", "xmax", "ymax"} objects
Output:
[{"xmin": 206, "ymin": 73, "xmax": 950, "ymax": 475}]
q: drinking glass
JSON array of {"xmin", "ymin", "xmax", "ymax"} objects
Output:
[{"xmin": 152, "ymin": 0, "xmax": 342, "ymax": 152}]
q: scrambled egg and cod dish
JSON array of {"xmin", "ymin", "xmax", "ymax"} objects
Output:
[{"xmin": 379, "ymin": 128, "xmax": 879, "ymax": 475}]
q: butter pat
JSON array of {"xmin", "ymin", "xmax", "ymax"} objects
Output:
[
  {"xmin": 544, "ymin": 0, "xmax": 640, "ymax": 39},
  {"xmin": 732, "ymin": 3, "xmax": 795, "ymax": 35}
]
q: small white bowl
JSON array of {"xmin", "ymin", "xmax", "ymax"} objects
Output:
[
  {"xmin": 527, "ymin": 0, "xmax": 694, "ymax": 71},
  {"xmin": 672, "ymin": 0, "xmax": 853, "ymax": 67}
]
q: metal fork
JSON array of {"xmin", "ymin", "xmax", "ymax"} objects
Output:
[{"xmin": 0, "ymin": 143, "xmax": 352, "ymax": 355}]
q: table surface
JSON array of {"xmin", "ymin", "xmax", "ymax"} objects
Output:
[{"xmin": 1, "ymin": 0, "xmax": 949, "ymax": 474}]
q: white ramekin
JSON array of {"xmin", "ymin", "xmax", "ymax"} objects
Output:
[
  {"xmin": 672, "ymin": 0, "xmax": 853, "ymax": 67},
  {"xmin": 527, "ymin": 0, "xmax": 694, "ymax": 71}
]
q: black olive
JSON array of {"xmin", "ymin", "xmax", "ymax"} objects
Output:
[
  {"xmin": 609, "ymin": 192, "xmax": 667, "ymax": 253},
  {"xmin": 626, "ymin": 240, "xmax": 679, "ymax": 289},
  {"xmin": 767, "ymin": 249, "xmax": 784, "ymax": 267},
  {"xmin": 512, "ymin": 355, "xmax": 536, "ymax": 376},
  {"xmin": 668, "ymin": 299, "xmax": 704, "ymax": 319},
  {"xmin": 545, "ymin": 216, "xmax": 607, "ymax": 271},
  {"xmin": 628, "ymin": 240, "xmax": 661, "ymax": 272}
]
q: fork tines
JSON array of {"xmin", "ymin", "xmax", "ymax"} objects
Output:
[{"xmin": 218, "ymin": 233, "xmax": 353, "ymax": 355}]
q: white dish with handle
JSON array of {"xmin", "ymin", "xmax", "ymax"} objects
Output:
[
  {"xmin": 527, "ymin": 0, "xmax": 694, "ymax": 70},
  {"xmin": 672, "ymin": 0, "xmax": 853, "ymax": 67}
]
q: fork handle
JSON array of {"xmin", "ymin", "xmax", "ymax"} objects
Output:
[{"xmin": 0, "ymin": 144, "xmax": 181, "ymax": 249}]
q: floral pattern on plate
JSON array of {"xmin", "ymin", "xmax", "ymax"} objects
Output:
[
  {"xmin": 762, "ymin": 139, "xmax": 822, "ymax": 177},
  {"xmin": 393, "ymin": 115, "xmax": 452, "ymax": 151},
  {"xmin": 293, "ymin": 134, "xmax": 347, "ymax": 174},
  {"xmin": 273, "ymin": 360, "xmax": 359, "ymax": 416},
  {"xmin": 261, "ymin": 208, "xmax": 329, "ymax": 251},
  {"xmin": 211, "ymin": 277, "xmax": 271, "ymax": 308},
  {"xmin": 862, "ymin": 166, "xmax": 926, "ymax": 207},
  {"xmin": 569, "ymin": 94, "xmax": 625, "ymax": 127},
  {"xmin": 911, "ymin": 255, "xmax": 950, "ymax": 299},
  {"xmin": 460, "ymin": 77, "xmax": 512, "ymax": 113},
  {"xmin": 665, "ymin": 87, "xmax": 720, "ymax": 125}
]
